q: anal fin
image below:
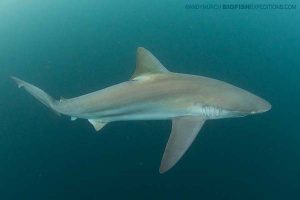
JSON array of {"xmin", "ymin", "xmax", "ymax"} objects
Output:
[
  {"xmin": 71, "ymin": 117, "xmax": 77, "ymax": 121},
  {"xmin": 88, "ymin": 119, "xmax": 107, "ymax": 132}
]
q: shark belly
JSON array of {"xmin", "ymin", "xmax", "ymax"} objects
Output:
[{"xmin": 68, "ymin": 97, "xmax": 189, "ymax": 122}]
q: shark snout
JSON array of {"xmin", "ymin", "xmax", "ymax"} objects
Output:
[{"xmin": 250, "ymin": 98, "xmax": 272, "ymax": 114}]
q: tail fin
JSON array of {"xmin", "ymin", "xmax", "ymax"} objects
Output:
[{"xmin": 11, "ymin": 76, "xmax": 59, "ymax": 113}]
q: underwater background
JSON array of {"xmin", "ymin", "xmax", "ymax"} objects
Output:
[{"xmin": 0, "ymin": 0, "xmax": 299, "ymax": 199}]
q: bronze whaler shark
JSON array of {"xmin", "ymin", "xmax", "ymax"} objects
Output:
[{"xmin": 11, "ymin": 47, "xmax": 271, "ymax": 173}]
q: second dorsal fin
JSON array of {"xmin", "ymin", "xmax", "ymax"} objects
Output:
[
  {"xmin": 60, "ymin": 97, "xmax": 67, "ymax": 102},
  {"xmin": 131, "ymin": 47, "xmax": 169, "ymax": 80}
]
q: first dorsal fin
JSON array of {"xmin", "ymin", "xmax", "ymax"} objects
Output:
[{"xmin": 131, "ymin": 47, "xmax": 169, "ymax": 80}]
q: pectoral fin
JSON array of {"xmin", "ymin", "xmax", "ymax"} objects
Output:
[
  {"xmin": 88, "ymin": 119, "xmax": 107, "ymax": 132},
  {"xmin": 159, "ymin": 117, "xmax": 206, "ymax": 173}
]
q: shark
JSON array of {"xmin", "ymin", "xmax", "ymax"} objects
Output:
[{"xmin": 11, "ymin": 47, "xmax": 271, "ymax": 173}]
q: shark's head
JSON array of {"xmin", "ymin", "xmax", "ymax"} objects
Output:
[
  {"xmin": 194, "ymin": 77, "xmax": 272, "ymax": 118},
  {"xmin": 248, "ymin": 96, "xmax": 272, "ymax": 114},
  {"xmin": 219, "ymin": 87, "xmax": 272, "ymax": 117}
]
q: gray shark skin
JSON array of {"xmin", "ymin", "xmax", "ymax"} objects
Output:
[{"xmin": 11, "ymin": 47, "xmax": 271, "ymax": 173}]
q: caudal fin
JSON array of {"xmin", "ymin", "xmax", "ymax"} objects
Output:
[{"xmin": 11, "ymin": 76, "xmax": 58, "ymax": 112}]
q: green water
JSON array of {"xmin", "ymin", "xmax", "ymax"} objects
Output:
[{"xmin": 0, "ymin": 1, "xmax": 299, "ymax": 199}]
